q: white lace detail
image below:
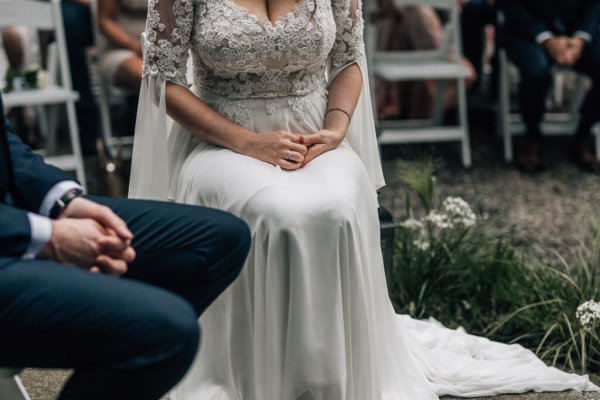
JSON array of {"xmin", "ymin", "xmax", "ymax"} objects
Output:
[
  {"xmin": 143, "ymin": 0, "xmax": 194, "ymax": 87},
  {"xmin": 143, "ymin": 0, "xmax": 364, "ymax": 123}
]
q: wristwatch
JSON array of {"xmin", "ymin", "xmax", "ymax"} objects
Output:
[{"xmin": 49, "ymin": 188, "xmax": 84, "ymax": 219}]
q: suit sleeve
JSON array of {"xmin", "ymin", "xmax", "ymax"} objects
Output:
[
  {"xmin": 578, "ymin": 0, "xmax": 600, "ymax": 40},
  {"xmin": 500, "ymin": 0, "xmax": 550, "ymax": 41},
  {"xmin": 0, "ymin": 204, "xmax": 33, "ymax": 257},
  {"xmin": 5, "ymin": 120, "xmax": 77, "ymax": 212}
]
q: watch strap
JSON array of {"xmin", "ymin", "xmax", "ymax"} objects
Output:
[{"xmin": 49, "ymin": 188, "xmax": 84, "ymax": 219}]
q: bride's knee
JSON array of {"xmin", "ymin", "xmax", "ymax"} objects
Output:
[{"xmin": 246, "ymin": 187, "xmax": 355, "ymax": 230}]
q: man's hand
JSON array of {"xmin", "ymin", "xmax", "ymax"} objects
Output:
[
  {"xmin": 62, "ymin": 197, "xmax": 133, "ymax": 243},
  {"xmin": 543, "ymin": 36, "xmax": 570, "ymax": 65},
  {"xmin": 564, "ymin": 36, "xmax": 586, "ymax": 66},
  {"xmin": 299, "ymin": 129, "xmax": 345, "ymax": 167},
  {"xmin": 38, "ymin": 218, "xmax": 135, "ymax": 276}
]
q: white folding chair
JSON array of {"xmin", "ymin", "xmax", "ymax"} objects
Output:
[
  {"xmin": 365, "ymin": 0, "xmax": 472, "ymax": 167},
  {"xmin": 0, "ymin": 0, "xmax": 86, "ymax": 188},
  {"xmin": 89, "ymin": 0, "xmax": 135, "ymax": 160},
  {"xmin": 0, "ymin": 368, "xmax": 30, "ymax": 400}
]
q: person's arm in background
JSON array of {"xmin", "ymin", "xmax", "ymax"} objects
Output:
[{"xmin": 98, "ymin": 0, "xmax": 142, "ymax": 56}]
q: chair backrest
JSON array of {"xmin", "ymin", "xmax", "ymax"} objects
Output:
[{"xmin": 0, "ymin": 0, "xmax": 74, "ymax": 92}]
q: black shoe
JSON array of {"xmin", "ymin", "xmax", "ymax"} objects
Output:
[
  {"xmin": 516, "ymin": 138, "xmax": 545, "ymax": 172},
  {"xmin": 570, "ymin": 138, "xmax": 600, "ymax": 172}
]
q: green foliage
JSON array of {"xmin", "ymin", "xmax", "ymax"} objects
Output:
[
  {"xmin": 490, "ymin": 232, "xmax": 600, "ymax": 373},
  {"xmin": 390, "ymin": 159, "xmax": 600, "ymax": 373}
]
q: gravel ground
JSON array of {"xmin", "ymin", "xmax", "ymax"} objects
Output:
[{"xmin": 18, "ymin": 113, "xmax": 600, "ymax": 399}]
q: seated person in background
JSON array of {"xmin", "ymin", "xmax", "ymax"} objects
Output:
[
  {"xmin": 97, "ymin": 0, "xmax": 145, "ymax": 92},
  {"xmin": 374, "ymin": 0, "xmax": 476, "ymax": 120},
  {"xmin": 0, "ymin": 91, "xmax": 250, "ymax": 399},
  {"xmin": 500, "ymin": 0, "xmax": 600, "ymax": 172}
]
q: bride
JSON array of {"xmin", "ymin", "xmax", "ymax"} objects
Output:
[{"xmin": 129, "ymin": 0, "xmax": 599, "ymax": 398}]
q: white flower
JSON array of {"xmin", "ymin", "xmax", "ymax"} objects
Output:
[
  {"xmin": 576, "ymin": 300, "xmax": 600, "ymax": 328},
  {"xmin": 401, "ymin": 218, "xmax": 425, "ymax": 231},
  {"xmin": 413, "ymin": 239, "xmax": 430, "ymax": 251},
  {"xmin": 425, "ymin": 211, "xmax": 453, "ymax": 230},
  {"xmin": 442, "ymin": 196, "xmax": 476, "ymax": 227}
]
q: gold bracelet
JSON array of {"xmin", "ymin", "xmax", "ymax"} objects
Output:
[{"xmin": 325, "ymin": 107, "xmax": 352, "ymax": 123}]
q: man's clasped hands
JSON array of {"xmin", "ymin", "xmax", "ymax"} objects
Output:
[
  {"xmin": 543, "ymin": 36, "xmax": 587, "ymax": 67},
  {"xmin": 38, "ymin": 197, "xmax": 135, "ymax": 276}
]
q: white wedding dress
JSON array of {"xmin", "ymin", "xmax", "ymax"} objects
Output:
[{"xmin": 129, "ymin": 0, "xmax": 599, "ymax": 398}]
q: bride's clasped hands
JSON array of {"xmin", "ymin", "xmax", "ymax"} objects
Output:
[{"xmin": 243, "ymin": 127, "xmax": 347, "ymax": 170}]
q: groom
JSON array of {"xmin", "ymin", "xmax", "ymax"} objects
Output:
[{"xmin": 0, "ymin": 94, "xmax": 250, "ymax": 399}]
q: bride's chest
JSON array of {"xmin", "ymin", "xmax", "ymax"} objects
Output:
[{"xmin": 191, "ymin": 0, "xmax": 336, "ymax": 68}]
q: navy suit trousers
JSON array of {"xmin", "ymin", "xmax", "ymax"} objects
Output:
[{"xmin": 0, "ymin": 196, "xmax": 250, "ymax": 399}]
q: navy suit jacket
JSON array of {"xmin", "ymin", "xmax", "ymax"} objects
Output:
[
  {"xmin": 500, "ymin": 0, "xmax": 600, "ymax": 43},
  {"xmin": 0, "ymin": 95, "xmax": 76, "ymax": 261}
]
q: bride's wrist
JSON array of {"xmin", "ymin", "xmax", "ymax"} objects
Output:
[
  {"xmin": 235, "ymin": 130, "xmax": 258, "ymax": 155},
  {"xmin": 323, "ymin": 126, "xmax": 347, "ymax": 142}
]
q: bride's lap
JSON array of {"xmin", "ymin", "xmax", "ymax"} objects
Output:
[{"xmin": 175, "ymin": 141, "xmax": 372, "ymax": 226}]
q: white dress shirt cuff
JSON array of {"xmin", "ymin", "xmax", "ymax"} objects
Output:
[
  {"xmin": 535, "ymin": 31, "xmax": 554, "ymax": 45},
  {"xmin": 39, "ymin": 181, "xmax": 84, "ymax": 217},
  {"xmin": 574, "ymin": 31, "xmax": 592, "ymax": 43},
  {"xmin": 24, "ymin": 213, "xmax": 52, "ymax": 259}
]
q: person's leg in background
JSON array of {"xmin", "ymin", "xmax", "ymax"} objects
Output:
[
  {"xmin": 0, "ymin": 259, "xmax": 200, "ymax": 400},
  {"xmin": 461, "ymin": 0, "xmax": 497, "ymax": 95},
  {"xmin": 61, "ymin": 0, "xmax": 98, "ymax": 156},
  {"xmin": 572, "ymin": 41, "xmax": 600, "ymax": 170},
  {"xmin": 505, "ymin": 39, "xmax": 552, "ymax": 171}
]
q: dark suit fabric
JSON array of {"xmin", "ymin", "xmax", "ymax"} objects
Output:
[
  {"xmin": 500, "ymin": 0, "xmax": 600, "ymax": 137},
  {"xmin": 0, "ymin": 96, "xmax": 251, "ymax": 399},
  {"xmin": 0, "ymin": 197, "xmax": 250, "ymax": 399},
  {"xmin": 500, "ymin": 0, "xmax": 600, "ymax": 43},
  {"xmin": 0, "ymin": 118, "xmax": 72, "ymax": 261}
]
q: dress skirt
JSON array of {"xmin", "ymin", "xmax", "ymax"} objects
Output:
[{"xmin": 166, "ymin": 88, "xmax": 596, "ymax": 400}]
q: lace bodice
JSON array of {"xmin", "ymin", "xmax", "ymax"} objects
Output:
[{"xmin": 143, "ymin": 0, "xmax": 365, "ymax": 100}]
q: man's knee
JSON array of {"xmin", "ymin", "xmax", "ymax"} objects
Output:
[{"xmin": 208, "ymin": 211, "xmax": 251, "ymax": 269}]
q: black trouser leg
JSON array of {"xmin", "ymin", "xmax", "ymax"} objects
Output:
[
  {"xmin": 506, "ymin": 39, "xmax": 553, "ymax": 138},
  {"xmin": 0, "ymin": 260, "xmax": 199, "ymax": 400},
  {"xmin": 90, "ymin": 196, "xmax": 251, "ymax": 315},
  {"xmin": 573, "ymin": 41, "xmax": 600, "ymax": 138}
]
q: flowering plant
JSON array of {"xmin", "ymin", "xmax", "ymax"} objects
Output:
[
  {"xmin": 4, "ymin": 65, "xmax": 53, "ymax": 92},
  {"xmin": 390, "ymin": 158, "xmax": 524, "ymax": 329}
]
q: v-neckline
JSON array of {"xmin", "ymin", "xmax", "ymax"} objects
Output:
[{"xmin": 222, "ymin": 0, "xmax": 309, "ymax": 27}]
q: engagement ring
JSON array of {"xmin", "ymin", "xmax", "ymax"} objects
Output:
[{"xmin": 287, "ymin": 151, "xmax": 293, "ymax": 161}]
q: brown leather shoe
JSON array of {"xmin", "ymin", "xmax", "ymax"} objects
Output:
[
  {"xmin": 516, "ymin": 139, "xmax": 544, "ymax": 172},
  {"xmin": 571, "ymin": 139, "xmax": 600, "ymax": 172}
]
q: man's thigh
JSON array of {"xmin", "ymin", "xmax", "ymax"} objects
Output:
[
  {"xmin": 89, "ymin": 196, "xmax": 249, "ymax": 290},
  {"xmin": 505, "ymin": 39, "xmax": 551, "ymax": 78},
  {"xmin": 0, "ymin": 258, "xmax": 196, "ymax": 368},
  {"xmin": 573, "ymin": 41, "xmax": 600, "ymax": 78}
]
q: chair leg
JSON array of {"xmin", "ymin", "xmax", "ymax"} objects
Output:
[
  {"xmin": 66, "ymin": 100, "xmax": 87, "ymax": 188},
  {"xmin": 594, "ymin": 123, "xmax": 600, "ymax": 158},
  {"xmin": 499, "ymin": 50, "xmax": 513, "ymax": 163},
  {"xmin": 457, "ymin": 78, "xmax": 472, "ymax": 167},
  {"xmin": 0, "ymin": 372, "xmax": 30, "ymax": 400},
  {"xmin": 97, "ymin": 81, "xmax": 116, "ymax": 159}
]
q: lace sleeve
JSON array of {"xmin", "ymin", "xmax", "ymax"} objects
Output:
[
  {"xmin": 330, "ymin": 0, "xmax": 365, "ymax": 72},
  {"xmin": 143, "ymin": 0, "xmax": 194, "ymax": 87}
]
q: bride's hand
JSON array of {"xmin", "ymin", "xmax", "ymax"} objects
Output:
[
  {"xmin": 299, "ymin": 129, "xmax": 345, "ymax": 167},
  {"xmin": 245, "ymin": 130, "xmax": 308, "ymax": 170}
]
